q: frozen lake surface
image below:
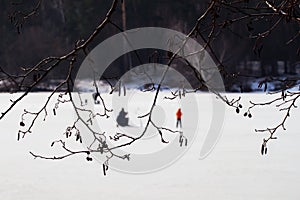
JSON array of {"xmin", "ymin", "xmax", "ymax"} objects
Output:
[{"xmin": 0, "ymin": 92, "xmax": 299, "ymax": 200}]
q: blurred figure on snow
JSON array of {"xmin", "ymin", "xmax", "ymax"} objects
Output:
[
  {"xmin": 117, "ymin": 108, "xmax": 129, "ymax": 127},
  {"xmin": 176, "ymin": 108, "xmax": 182, "ymax": 128}
]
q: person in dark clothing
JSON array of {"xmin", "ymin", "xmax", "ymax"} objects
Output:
[
  {"xmin": 92, "ymin": 92, "xmax": 101, "ymax": 104},
  {"xmin": 117, "ymin": 108, "xmax": 129, "ymax": 127},
  {"xmin": 176, "ymin": 108, "xmax": 182, "ymax": 128}
]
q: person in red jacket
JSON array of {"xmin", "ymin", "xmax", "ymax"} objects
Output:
[{"xmin": 176, "ymin": 108, "xmax": 182, "ymax": 128}]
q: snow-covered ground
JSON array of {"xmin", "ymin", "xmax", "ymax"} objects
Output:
[{"xmin": 0, "ymin": 92, "xmax": 300, "ymax": 200}]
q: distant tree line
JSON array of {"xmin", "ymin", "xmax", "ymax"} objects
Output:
[{"xmin": 0, "ymin": 0, "xmax": 299, "ymax": 90}]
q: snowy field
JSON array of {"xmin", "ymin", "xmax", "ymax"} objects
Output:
[{"xmin": 0, "ymin": 92, "xmax": 300, "ymax": 200}]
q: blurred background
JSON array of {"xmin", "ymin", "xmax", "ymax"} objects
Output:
[{"xmin": 0, "ymin": 0, "xmax": 299, "ymax": 92}]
